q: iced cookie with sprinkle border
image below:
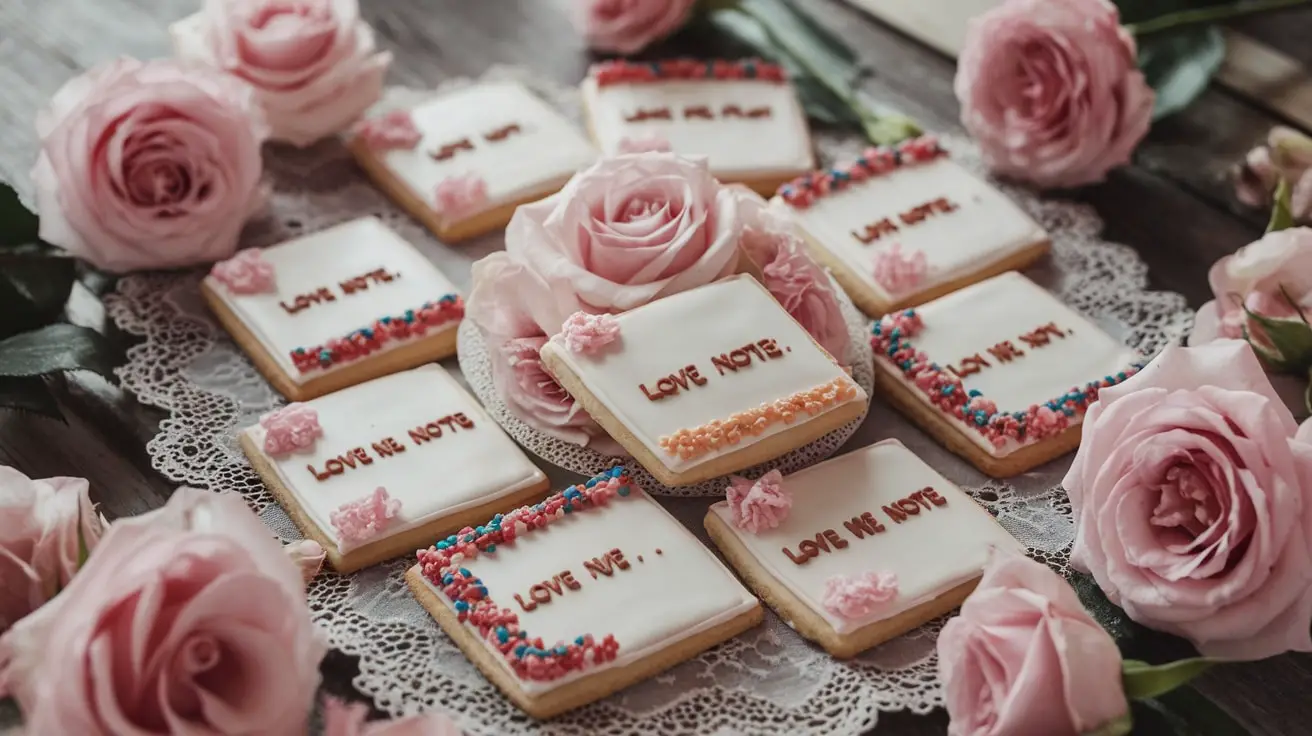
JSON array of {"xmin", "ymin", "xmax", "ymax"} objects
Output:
[
  {"xmin": 240, "ymin": 365, "xmax": 549, "ymax": 573},
  {"xmin": 705, "ymin": 439, "xmax": 1023, "ymax": 658},
  {"xmin": 871, "ymin": 272, "xmax": 1143, "ymax": 477},
  {"xmin": 539, "ymin": 276, "xmax": 869, "ymax": 487},
  {"xmin": 405, "ymin": 468, "xmax": 762, "ymax": 718},
  {"xmin": 774, "ymin": 136, "xmax": 1050, "ymax": 317},
  {"xmin": 348, "ymin": 80, "xmax": 597, "ymax": 242},
  {"xmin": 201, "ymin": 216, "xmax": 464, "ymax": 401},
  {"xmin": 581, "ymin": 59, "xmax": 814, "ymax": 196}
]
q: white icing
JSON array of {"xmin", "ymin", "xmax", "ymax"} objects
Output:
[
  {"xmin": 544, "ymin": 275, "xmax": 867, "ymax": 473},
  {"xmin": 583, "ymin": 78, "xmax": 813, "ymax": 179},
  {"xmin": 420, "ymin": 487, "xmax": 758, "ymax": 695},
  {"xmin": 244, "ymin": 364, "xmax": 546, "ymax": 552},
  {"xmin": 204, "ymin": 217, "xmax": 461, "ymax": 384},
  {"xmin": 709, "ymin": 439, "xmax": 1023, "ymax": 636},
  {"xmin": 779, "ymin": 158, "xmax": 1047, "ymax": 303},
  {"xmin": 378, "ymin": 81, "xmax": 597, "ymax": 219},
  {"xmin": 880, "ymin": 272, "xmax": 1140, "ymax": 457}
]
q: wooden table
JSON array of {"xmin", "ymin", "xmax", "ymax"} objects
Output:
[{"xmin": 2, "ymin": 1, "xmax": 1311, "ymax": 733}]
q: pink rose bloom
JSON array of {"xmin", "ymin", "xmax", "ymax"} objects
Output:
[
  {"xmin": 737, "ymin": 190, "xmax": 850, "ymax": 363},
  {"xmin": 33, "ymin": 57, "xmax": 267, "ymax": 273},
  {"xmin": 322, "ymin": 696, "xmax": 461, "ymax": 736},
  {"xmin": 506, "ymin": 153, "xmax": 742, "ymax": 316},
  {"xmin": 0, "ymin": 467, "xmax": 102, "ymax": 632},
  {"xmin": 1234, "ymin": 127, "xmax": 1312, "ymax": 220},
  {"xmin": 1064, "ymin": 340, "xmax": 1312, "ymax": 659},
  {"xmin": 577, "ymin": 0, "xmax": 696, "ymax": 55},
  {"xmin": 938, "ymin": 551, "xmax": 1128, "ymax": 736},
  {"xmin": 955, "ymin": 0, "xmax": 1154, "ymax": 189},
  {"xmin": 284, "ymin": 539, "xmax": 326, "ymax": 586},
  {"xmin": 467, "ymin": 253, "xmax": 619, "ymax": 451},
  {"xmin": 0, "ymin": 489, "xmax": 327, "ymax": 734},
  {"xmin": 174, "ymin": 0, "xmax": 391, "ymax": 147},
  {"xmin": 1189, "ymin": 227, "xmax": 1312, "ymax": 348}
]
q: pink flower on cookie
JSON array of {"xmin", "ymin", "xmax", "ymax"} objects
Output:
[
  {"xmin": 1064, "ymin": 340, "xmax": 1312, "ymax": 659},
  {"xmin": 871, "ymin": 243, "xmax": 927, "ymax": 296},
  {"xmin": 330, "ymin": 487, "xmax": 402, "ymax": 551},
  {"xmin": 210, "ymin": 248, "xmax": 276, "ymax": 294},
  {"xmin": 955, "ymin": 0, "xmax": 1153, "ymax": 188},
  {"xmin": 505, "ymin": 153, "xmax": 742, "ymax": 315},
  {"xmin": 352, "ymin": 109, "xmax": 422, "ymax": 151},
  {"xmin": 433, "ymin": 173, "xmax": 489, "ymax": 220},
  {"xmin": 174, "ymin": 0, "xmax": 391, "ymax": 147},
  {"xmin": 938, "ymin": 551, "xmax": 1127, "ymax": 736},
  {"xmin": 725, "ymin": 470, "xmax": 791, "ymax": 533},
  {"xmin": 577, "ymin": 0, "xmax": 696, "ymax": 55},
  {"xmin": 0, "ymin": 489, "xmax": 326, "ymax": 734},
  {"xmin": 822, "ymin": 571, "xmax": 898, "ymax": 619},
  {"xmin": 559, "ymin": 311, "xmax": 621, "ymax": 354},
  {"xmin": 33, "ymin": 58, "xmax": 267, "ymax": 273},
  {"xmin": 618, "ymin": 134, "xmax": 672, "ymax": 154},
  {"xmin": 260, "ymin": 403, "xmax": 324, "ymax": 455}
]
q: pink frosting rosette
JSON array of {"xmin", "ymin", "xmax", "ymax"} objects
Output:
[
  {"xmin": 174, "ymin": 0, "xmax": 391, "ymax": 147},
  {"xmin": 822, "ymin": 571, "xmax": 898, "ymax": 619},
  {"xmin": 505, "ymin": 153, "xmax": 742, "ymax": 316},
  {"xmin": 724, "ymin": 470, "xmax": 791, "ymax": 533},
  {"xmin": 1064, "ymin": 340, "xmax": 1312, "ymax": 659}
]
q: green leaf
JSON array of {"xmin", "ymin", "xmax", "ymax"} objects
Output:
[
  {"xmin": 0, "ymin": 324, "xmax": 121, "ymax": 379},
  {"xmin": 1241, "ymin": 302, "xmax": 1312, "ymax": 373},
  {"xmin": 77, "ymin": 502, "xmax": 91, "ymax": 567},
  {"xmin": 0, "ymin": 251, "xmax": 77, "ymax": 339},
  {"xmin": 1130, "ymin": 687, "xmax": 1252, "ymax": 736},
  {"xmin": 0, "ymin": 375, "xmax": 64, "ymax": 420},
  {"xmin": 1137, "ymin": 26, "xmax": 1226, "ymax": 121},
  {"xmin": 1122, "ymin": 658, "xmax": 1216, "ymax": 700},
  {"xmin": 1086, "ymin": 712, "xmax": 1134, "ymax": 736},
  {"xmin": 1267, "ymin": 178, "xmax": 1296, "ymax": 233},
  {"xmin": 0, "ymin": 182, "xmax": 40, "ymax": 247}
]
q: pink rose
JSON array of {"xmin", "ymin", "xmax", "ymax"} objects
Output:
[
  {"xmin": 737, "ymin": 190, "xmax": 850, "ymax": 363},
  {"xmin": 284, "ymin": 539, "xmax": 325, "ymax": 586},
  {"xmin": 938, "ymin": 552, "xmax": 1128, "ymax": 736},
  {"xmin": 1234, "ymin": 127, "xmax": 1312, "ymax": 220},
  {"xmin": 576, "ymin": 0, "xmax": 696, "ymax": 55},
  {"xmin": 0, "ymin": 489, "xmax": 327, "ymax": 734},
  {"xmin": 0, "ymin": 467, "xmax": 102, "ymax": 632},
  {"xmin": 467, "ymin": 253, "xmax": 618, "ymax": 451},
  {"xmin": 1189, "ymin": 227, "xmax": 1312, "ymax": 348},
  {"xmin": 33, "ymin": 57, "xmax": 267, "ymax": 273},
  {"xmin": 174, "ymin": 0, "xmax": 391, "ymax": 147},
  {"xmin": 506, "ymin": 153, "xmax": 742, "ymax": 316},
  {"xmin": 322, "ymin": 696, "xmax": 461, "ymax": 736},
  {"xmin": 1064, "ymin": 340, "xmax": 1312, "ymax": 659},
  {"xmin": 955, "ymin": 0, "xmax": 1154, "ymax": 188}
]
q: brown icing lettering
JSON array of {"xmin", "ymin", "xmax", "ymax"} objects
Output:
[
  {"xmin": 843, "ymin": 512, "xmax": 886, "ymax": 539},
  {"xmin": 561, "ymin": 570, "xmax": 581, "ymax": 590},
  {"xmin": 684, "ymin": 104, "xmax": 714, "ymax": 120},
  {"xmin": 783, "ymin": 546, "xmax": 809, "ymax": 565},
  {"xmin": 899, "ymin": 197, "xmax": 961, "ymax": 226},
  {"xmin": 987, "ymin": 340, "xmax": 1025, "ymax": 363},
  {"xmin": 583, "ymin": 548, "xmax": 631, "ymax": 579},
  {"xmin": 759, "ymin": 338, "xmax": 784, "ymax": 358},
  {"xmin": 639, "ymin": 365, "xmax": 707, "ymax": 401},
  {"xmin": 430, "ymin": 137, "xmax": 475, "ymax": 161},
  {"xmin": 883, "ymin": 503, "xmax": 908, "ymax": 524},
  {"xmin": 852, "ymin": 217, "xmax": 899, "ymax": 245},
  {"xmin": 514, "ymin": 593, "xmax": 536, "ymax": 612},
  {"xmin": 279, "ymin": 287, "xmax": 337, "ymax": 315},
  {"xmin": 822, "ymin": 529, "xmax": 849, "ymax": 549},
  {"xmin": 1019, "ymin": 322, "xmax": 1068, "ymax": 348},
  {"xmin": 483, "ymin": 123, "xmax": 522, "ymax": 142},
  {"xmin": 529, "ymin": 584, "xmax": 553, "ymax": 604},
  {"xmin": 624, "ymin": 107, "xmax": 673, "ymax": 122},
  {"xmin": 923, "ymin": 487, "xmax": 948, "ymax": 506},
  {"xmin": 896, "ymin": 498, "xmax": 923, "ymax": 516},
  {"xmin": 948, "ymin": 354, "xmax": 991, "ymax": 378},
  {"xmin": 371, "ymin": 437, "xmax": 406, "ymax": 457},
  {"xmin": 338, "ymin": 268, "xmax": 396, "ymax": 295},
  {"xmin": 407, "ymin": 414, "xmax": 477, "ymax": 445}
]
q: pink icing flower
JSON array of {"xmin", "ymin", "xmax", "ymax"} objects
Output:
[
  {"xmin": 352, "ymin": 109, "xmax": 422, "ymax": 151},
  {"xmin": 966, "ymin": 395, "xmax": 998, "ymax": 416},
  {"xmin": 618, "ymin": 134, "xmax": 672, "ymax": 154},
  {"xmin": 330, "ymin": 487, "xmax": 402, "ymax": 551},
  {"xmin": 576, "ymin": 0, "xmax": 697, "ymax": 55},
  {"xmin": 559, "ymin": 311, "xmax": 621, "ymax": 354},
  {"xmin": 822, "ymin": 571, "xmax": 898, "ymax": 619},
  {"xmin": 871, "ymin": 243, "xmax": 927, "ymax": 295},
  {"xmin": 322, "ymin": 695, "xmax": 461, "ymax": 735},
  {"xmin": 434, "ymin": 173, "xmax": 489, "ymax": 220},
  {"xmin": 260, "ymin": 403, "xmax": 324, "ymax": 455},
  {"xmin": 210, "ymin": 248, "xmax": 276, "ymax": 294},
  {"xmin": 955, "ymin": 0, "xmax": 1153, "ymax": 189},
  {"xmin": 938, "ymin": 551, "xmax": 1128, "ymax": 736},
  {"xmin": 725, "ymin": 470, "xmax": 791, "ymax": 533},
  {"xmin": 173, "ymin": 0, "xmax": 391, "ymax": 147}
]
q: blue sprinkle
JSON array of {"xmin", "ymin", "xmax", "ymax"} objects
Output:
[
  {"xmin": 974, "ymin": 413, "xmax": 988, "ymax": 426},
  {"xmin": 486, "ymin": 544, "xmax": 496, "ymax": 553},
  {"xmin": 968, "ymin": 389, "xmax": 982, "ymax": 398},
  {"xmin": 941, "ymin": 386, "xmax": 954, "ymax": 395},
  {"xmin": 518, "ymin": 631, "xmax": 527, "ymax": 639},
  {"xmin": 514, "ymin": 645, "xmax": 527, "ymax": 657},
  {"xmin": 464, "ymin": 534, "xmax": 475, "ymax": 543},
  {"xmin": 585, "ymin": 477, "xmax": 597, "ymax": 488},
  {"xmin": 454, "ymin": 600, "xmax": 469, "ymax": 612},
  {"xmin": 563, "ymin": 504, "xmax": 573, "ymax": 514},
  {"xmin": 575, "ymin": 636, "xmax": 586, "ymax": 646},
  {"xmin": 436, "ymin": 541, "xmax": 449, "ymax": 550},
  {"xmin": 556, "ymin": 645, "xmax": 568, "ymax": 655},
  {"xmin": 476, "ymin": 526, "xmax": 486, "ymax": 535},
  {"xmin": 1117, "ymin": 372, "xmax": 1127, "ymax": 380},
  {"xmin": 1063, "ymin": 407, "xmax": 1076, "ymax": 416},
  {"xmin": 611, "ymin": 466, "xmax": 625, "ymax": 478},
  {"xmin": 618, "ymin": 485, "xmax": 631, "ymax": 497},
  {"xmin": 1105, "ymin": 375, "xmax": 1115, "ymax": 383},
  {"xmin": 380, "ymin": 316, "xmax": 392, "ymax": 324},
  {"xmin": 442, "ymin": 574, "xmax": 453, "ymax": 585},
  {"xmin": 497, "ymin": 627, "xmax": 509, "ymax": 643},
  {"xmin": 477, "ymin": 586, "xmax": 488, "ymax": 595},
  {"xmin": 459, "ymin": 568, "xmax": 471, "ymax": 577},
  {"xmin": 903, "ymin": 309, "xmax": 915, "ymax": 317}
]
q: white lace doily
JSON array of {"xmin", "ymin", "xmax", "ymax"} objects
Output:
[{"xmin": 102, "ymin": 67, "xmax": 1192, "ymax": 735}]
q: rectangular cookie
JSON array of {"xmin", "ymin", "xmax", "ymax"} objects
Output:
[
  {"xmin": 406, "ymin": 468, "xmax": 762, "ymax": 718},
  {"xmin": 349, "ymin": 80, "xmax": 597, "ymax": 242},
  {"xmin": 705, "ymin": 439, "xmax": 1024, "ymax": 658},
  {"xmin": 202, "ymin": 216, "xmax": 464, "ymax": 401},
  {"xmin": 539, "ymin": 275, "xmax": 869, "ymax": 487},
  {"xmin": 240, "ymin": 364, "xmax": 549, "ymax": 573},
  {"xmin": 774, "ymin": 136, "xmax": 1050, "ymax": 316},
  {"xmin": 581, "ymin": 59, "xmax": 814, "ymax": 195},
  {"xmin": 870, "ymin": 272, "xmax": 1143, "ymax": 477}
]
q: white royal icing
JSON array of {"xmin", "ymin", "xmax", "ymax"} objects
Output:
[
  {"xmin": 881, "ymin": 271, "xmax": 1141, "ymax": 457},
  {"xmin": 420, "ymin": 486, "xmax": 758, "ymax": 695},
  {"xmin": 709, "ymin": 439, "xmax": 1023, "ymax": 635},
  {"xmin": 244, "ymin": 364, "xmax": 546, "ymax": 553},
  {"xmin": 544, "ymin": 275, "xmax": 867, "ymax": 473},
  {"xmin": 582, "ymin": 78, "xmax": 813, "ymax": 179},
  {"xmin": 204, "ymin": 217, "xmax": 461, "ymax": 385},
  {"xmin": 779, "ymin": 157, "xmax": 1047, "ymax": 304},
  {"xmin": 377, "ymin": 81, "xmax": 597, "ymax": 219}
]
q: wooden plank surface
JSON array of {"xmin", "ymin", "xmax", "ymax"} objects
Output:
[{"xmin": 1, "ymin": 0, "xmax": 1310, "ymax": 733}]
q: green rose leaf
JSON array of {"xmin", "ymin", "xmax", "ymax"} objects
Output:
[
  {"xmin": 0, "ymin": 182, "xmax": 40, "ymax": 247},
  {"xmin": 1136, "ymin": 26, "xmax": 1226, "ymax": 121},
  {"xmin": 1267, "ymin": 178, "xmax": 1296, "ymax": 233},
  {"xmin": 0, "ymin": 375, "xmax": 64, "ymax": 420},
  {"xmin": 1241, "ymin": 301, "xmax": 1312, "ymax": 374},
  {"xmin": 0, "ymin": 324, "xmax": 121, "ymax": 380},
  {"xmin": 1122, "ymin": 658, "xmax": 1216, "ymax": 700}
]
